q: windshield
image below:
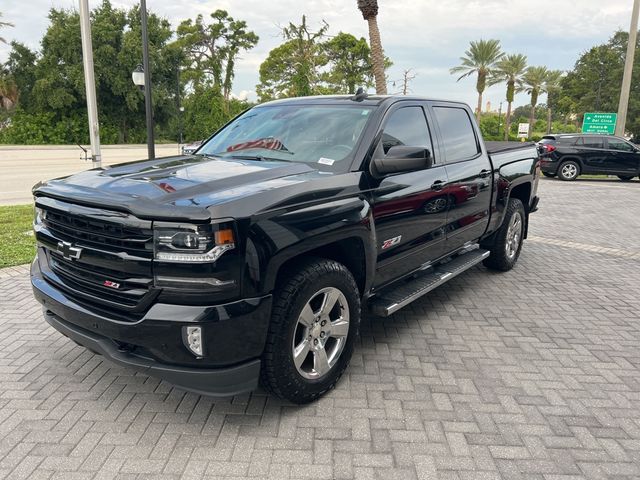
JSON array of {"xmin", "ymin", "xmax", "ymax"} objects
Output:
[{"xmin": 197, "ymin": 104, "xmax": 374, "ymax": 169}]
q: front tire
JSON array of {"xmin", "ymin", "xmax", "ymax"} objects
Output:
[
  {"xmin": 557, "ymin": 160, "xmax": 580, "ymax": 181},
  {"xmin": 483, "ymin": 198, "xmax": 526, "ymax": 271},
  {"xmin": 618, "ymin": 175, "xmax": 633, "ymax": 181},
  {"xmin": 260, "ymin": 258, "xmax": 360, "ymax": 404}
]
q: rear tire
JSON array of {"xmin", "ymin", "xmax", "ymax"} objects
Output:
[
  {"xmin": 618, "ymin": 175, "xmax": 633, "ymax": 181},
  {"xmin": 557, "ymin": 160, "xmax": 580, "ymax": 181},
  {"xmin": 483, "ymin": 198, "xmax": 526, "ymax": 272},
  {"xmin": 260, "ymin": 258, "xmax": 360, "ymax": 404},
  {"xmin": 542, "ymin": 172, "xmax": 556, "ymax": 178}
]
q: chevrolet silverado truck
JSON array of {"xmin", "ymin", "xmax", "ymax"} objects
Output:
[{"xmin": 32, "ymin": 94, "xmax": 540, "ymax": 404}]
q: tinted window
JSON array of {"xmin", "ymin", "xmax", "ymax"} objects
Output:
[
  {"xmin": 381, "ymin": 107, "xmax": 432, "ymax": 155},
  {"xmin": 607, "ymin": 138, "xmax": 635, "ymax": 152},
  {"xmin": 558, "ymin": 136, "xmax": 579, "ymax": 145},
  {"xmin": 433, "ymin": 107, "xmax": 479, "ymax": 162},
  {"xmin": 579, "ymin": 136, "xmax": 603, "ymax": 148}
]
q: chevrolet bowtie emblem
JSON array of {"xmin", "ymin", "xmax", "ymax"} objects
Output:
[{"xmin": 57, "ymin": 241, "xmax": 82, "ymax": 261}]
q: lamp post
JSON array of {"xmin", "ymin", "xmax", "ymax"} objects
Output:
[
  {"xmin": 138, "ymin": 0, "xmax": 154, "ymax": 159},
  {"xmin": 616, "ymin": 0, "xmax": 640, "ymax": 137},
  {"xmin": 79, "ymin": 0, "xmax": 101, "ymax": 168},
  {"xmin": 497, "ymin": 102, "xmax": 503, "ymax": 138}
]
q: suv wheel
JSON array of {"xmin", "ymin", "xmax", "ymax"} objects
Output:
[
  {"xmin": 618, "ymin": 175, "xmax": 633, "ymax": 181},
  {"xmin": 483, "ymin": 198, "xmax": 525, "ymax": 271},
  {"xmin": 558, "ymin": 161, "xmax": 580, "ymax": 181},
  {"xmin": 260, "ymin": 258, "xmax": 360, "ymax": 404}
]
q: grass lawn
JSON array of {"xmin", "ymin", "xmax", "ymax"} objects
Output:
[{"xmin": 0, "ymin": 204, "xmax": 35, "ymax": 268}]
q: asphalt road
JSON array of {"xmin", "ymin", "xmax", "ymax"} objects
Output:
[
  {"xmin": 0, "ymin": 178, "xmax": 639, "ymax": 479},
  {"xmin": 0, "ymin": 145, "xmax": 181, "ymax": 205}
]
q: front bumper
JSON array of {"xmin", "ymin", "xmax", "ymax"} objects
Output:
[{"xmin": 31, "ymin": 258, "xmax": 272, "ymax": 397}]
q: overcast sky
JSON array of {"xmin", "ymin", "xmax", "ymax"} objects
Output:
[{"xmin": 0, "ymin": 0, "xmax": 635, "ymax": 108}]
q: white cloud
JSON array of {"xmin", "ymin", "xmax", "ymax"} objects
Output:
[{"xmin": 0, "ymin": 0, "xmax": 636, "ymax": 108}]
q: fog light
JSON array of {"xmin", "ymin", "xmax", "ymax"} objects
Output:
[{"xmin": 184, "ymin": 326, "xmax": 203, "ymax": 357}]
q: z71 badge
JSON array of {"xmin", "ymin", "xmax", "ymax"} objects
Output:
[{"xmin": 381, "ymin": 235, "xmax": 402, "ymax": 250}]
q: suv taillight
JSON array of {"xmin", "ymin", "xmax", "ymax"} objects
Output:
[{"xmin": 543, "ymin": 144, "xmax": 556, "ymax": 153}]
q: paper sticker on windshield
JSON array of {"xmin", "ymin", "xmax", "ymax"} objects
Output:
[{"xmin": 318, "ymin": 157, "xmax": 335, "ymax": 166}]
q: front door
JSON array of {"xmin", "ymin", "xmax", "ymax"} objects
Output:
[
  {"xmin": 369, "ymin": 104, "xmax": 449, "ymax": 288},
  {"xmin": 604, "ymin": 137, "xmax": 640, "ymax": 175}
]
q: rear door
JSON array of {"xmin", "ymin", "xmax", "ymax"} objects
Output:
[
  {"xmin": 576, "ymin": 136, "xmax": 607, "ymax": 173},
  {"xmin": 429, "ymin": 103, "xmax": 492, "ymax": 251},
  {"xmin": 604, "ymin": 137, "xmax": 640, "ymax": 175},
  {"xmin": 370, "ymin": 103, "xmax": 449, "ymax": 288}
]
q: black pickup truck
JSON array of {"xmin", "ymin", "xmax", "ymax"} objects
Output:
[{"xmin": 31, "ymin": 95, "xmax": 540, "ymax": 403}]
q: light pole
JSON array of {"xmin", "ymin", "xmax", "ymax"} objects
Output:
[
  {"xmin": 79, "ymin": 0, "xmax": 101, "ymax": 168},
  {"xmin": 140, "ymin": 0, "xmax": 154, "ymax": 159},
  {"xmin": 497, "ymin": 102, "xmax": 502, "ymax": 138},
  {"xmin": 616, "ymin": 0, "xmax": 640, "ymax": 137}
]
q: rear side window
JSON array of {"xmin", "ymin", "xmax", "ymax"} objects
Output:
[
  {"xmin": 558, "ymin": 137, "xmax": 578, "ymax": 145},
  {"xmin": 433, "ymin": 107, "xmax": 480, "ymax": 162},
  {"xmin": 381, "ymin": 106, "xmax": 433, "ymax": 155},
  {"xmin": 579, "ymin": 136, "xmax": 603, "ymax": 148}
]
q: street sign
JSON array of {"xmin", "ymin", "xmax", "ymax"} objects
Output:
[
  {"xmin": 582, "ymin": 112, "xmax": 617, "ymax": 135},
  {"xmin": 517, "ymin": 123, "xmax": 529, "ymax": 138}
]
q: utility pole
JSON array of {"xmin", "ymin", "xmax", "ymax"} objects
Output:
[
  {"xmin": 616, "ymin": 0, "xmax": 640, "ymax": 137},
  {"xmin": 79, "ymin": 0, "xmax": 101, "ymax": 168},
  {"xmin": 140, "ymin": 0, "xmax": 155, "ymax": 159}
]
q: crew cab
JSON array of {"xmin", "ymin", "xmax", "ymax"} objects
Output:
[
  {"xmin": 31, "ymin": 95, "xmax": 540, "ymax": 404},
  {"xmin": 539, "ymin": 133, "xmax": 640, "ymax": 181}
]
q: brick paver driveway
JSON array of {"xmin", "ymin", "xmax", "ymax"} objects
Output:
[{"xmin": 1, "ymin": 178, "xmax": 639, "ymax": 480}]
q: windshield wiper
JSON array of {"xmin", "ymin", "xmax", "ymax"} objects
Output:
[{"xmin": 218, "ymin": 154, "xmax": 292, "ymax": 162}]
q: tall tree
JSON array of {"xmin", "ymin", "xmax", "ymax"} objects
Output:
[
  {"xmin": 520, "ymin": 66, "xmax": 549, "ymax": 137},
  {"xmin": 4, "ymin": 42, "xmax": 37, "ymax": 110},
  {"xmin": 323, "ymin": 32, "xmax": 373, "ymax": 93},
  {"xmin": 357, "ymin": 0, "xmax": 387, "ymax": 94},
  {"xmin": 489, "ymin": 53, "xmax": 527, "ymax": 139},
  {"xmin": 544, "ymin": 70, "xmax": 564, "ymax": 133},
  {"xmin": 176, "ymin": 9, "xmax": 258, "ymax": 100},
  {"xmin": 0, "ymin": 12, "xmax": 13, "ymax": 44},
  {"xmin": 450, "ymin": 39, "xmax": 504, "ymax": 120}
]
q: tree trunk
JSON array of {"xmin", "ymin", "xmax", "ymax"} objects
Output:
[
  {"xmin": 528, "ymin": 109, "xmax": 535, "ymax": 138},
  {"xmin": 476, "ymin": 91, "xmax": 483, "ymax": 122},
  {"xmin": 505, "ymin": 101, "xmax": 512, "ymax": 141},
  {"xmin": 366, "ymin": 17, "xmax": 387, "ymax": 94},
  {"xmin": 546, "ymin": 107, "xmax": 552, "ymax": 134}
]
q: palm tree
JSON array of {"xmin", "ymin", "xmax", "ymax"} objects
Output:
[
  {"xmin": 450, "ymin": 39, "xmax": 503, "ymax": 120},
  {"xmin": 0, "ymin": 12, "xmax": 13, "ymax": 44},
  {"xmin": 490, "ymin": 54, "xmax": 527, "ymax": 140},
  {"xmin": 519, "ymin": 66, "xmax": 549, "ymax": 138},
  {"xmin": 357, "ymin": 0, "xmax": 387, "ymax": 94},
  {"xmin": 544, "ymin": 70, "xmax": 564, "ymax": 134}
]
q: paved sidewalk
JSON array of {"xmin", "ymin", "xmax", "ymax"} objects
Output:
[{"xmin": 0, "ymin": 179, "xmax": 639, "ymax": 479}]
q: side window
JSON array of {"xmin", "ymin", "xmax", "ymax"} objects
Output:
[
  {"xmin": 607, "ymin": 138, "xmax": 634, "ymax": 152},
  {"xmin": 579, "ymin": 136, "xmax": 603, "ymax": 148},
  {"xmin": 433, "ymin": 107, "xmax": 480, "ymax": 162},
  {"xmin": 381, "ymin": 107, "xmax": 432, "ymax": 155}
]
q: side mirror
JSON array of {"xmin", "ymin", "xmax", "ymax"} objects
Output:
[{"xmin": 373, "ymin": 146, "xmax": 432, "ymax": 175}]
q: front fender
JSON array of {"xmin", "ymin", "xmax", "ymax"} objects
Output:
[{"xmin": 248, "ymin": 196, "xmax": 376, "ymax": 295}]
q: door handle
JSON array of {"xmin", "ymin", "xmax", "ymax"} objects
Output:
[
  {"xmin": 431, "ymin": 180, "xmax": 445, "ymax": 191},
  {"xmin": 479, "ymin": 169, "xmax": 491, "ymax": 178}
]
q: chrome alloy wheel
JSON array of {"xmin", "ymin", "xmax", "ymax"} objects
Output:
[
  {"xmin": 561, "ymin": 163, "xmax": 578, "ymax": 179},
  {"xmin": 292, "ymin": 287, "xmax": 350, "ymax": 380},
  {"xmin": 505, "ymin": 211, "xmax": 523, "ymax": 260}
]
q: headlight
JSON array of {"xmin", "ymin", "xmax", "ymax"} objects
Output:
[
  {"xmin": 154, "ymin": 221, "xmax": 236, "ymax": 263},
  {"xmin": 34, "ymin": 206, "xmax": 46, "ymax": 226}
]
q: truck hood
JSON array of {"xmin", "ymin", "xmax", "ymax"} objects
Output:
[{"xmin": 33, "ymin": 155, "xmax": 321, "ymax": 221}]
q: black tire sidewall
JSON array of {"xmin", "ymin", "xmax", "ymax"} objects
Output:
[
  {"xmin": 262, "ymin": 260, "xmax": 360, "ymax": 403},
  {"xmin": 483, "ymin": 198, "xmax": 526, "ymax": 271}
]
